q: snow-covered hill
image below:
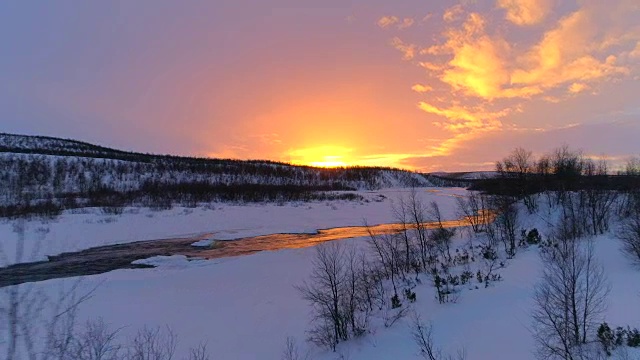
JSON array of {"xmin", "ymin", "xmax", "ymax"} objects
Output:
[{"xmin": 0, "ymin": 133, "xmax": 435, "ymax": 214}]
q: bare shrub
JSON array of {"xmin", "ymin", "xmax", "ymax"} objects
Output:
[
  {"xmin": 296, "ymin": 242, "xmax": 369, "ymax": 351},
  {"xmin": 188, "ymin": 343, "xmax": 210, "ymax": 360},
  {"xmin": 617, "ymin": 213, "xmax": 640, "ymax": 265},
  {"xmin": 65, "ymin": 318, "xmax": 122, "ymax": 360},
  {"xmin": 456, "ymin": 192, "xmax": 488, "ymax": 233},
  {"xmin": 282, "ymin": 337, "xmax": 309, "ymax": 360},
  {"xmin": 391, "ymin": 189, "xmax": 424, "ymax": 274},
  {"xmin": 532, "ymin": 236, "xmax": 610, "ymax": 360},
  {"xmin": 126, "ymin": 325, "xmax": 178, "ymax": 360},
  {"xmin": 491, "ymin": 197, "xmax": 519, "ymax": 258},
  {"xmin": 366, "ymin": 226, "xmax": 404, "ymax": 297},
  {"xmin": 411, "ymin": 313, "xmax": 466, "ymax": 360}
]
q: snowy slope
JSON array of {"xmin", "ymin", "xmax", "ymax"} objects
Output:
[
  {"xmin": 2, "ymin": 191, "xmax": 639, "ymax": 359},
  {"xmin": 0, "ymin": 133, "xmax": 436, "ymax": 212}
]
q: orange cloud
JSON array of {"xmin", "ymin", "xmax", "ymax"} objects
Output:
[
  {"xmin": 398, "ymin": 18, "xmax": 415, "ymax": 30},
  {"xmin": 377, "ymin": 16, "xmax": 399, "ymax": 28},
  {"xmin": 631, "ymin": 42, "xmax": 640, "ymax": 58},
  {"xmin": 378, "ymin": 16, "xmax": 414, "ymax": 30},
  {"xmin": 418, "ymin": 101, "xmax": 508, "ymax": 132},
  {"xmin": 411, "ymin": 84, "xmax": 433, "ymax": 93},
  {"xmin": 568, "ymin": 82, "xmax": 589, "ymax": 93},
  {"xmin": 443, "ymin": 5, "xmax": 464, "ymax": 23},
  {"xmin": 380, "ymin": 0, "xmax": 640, "ymax": 168},
  {"xmin": 418, "ymin": 2, "xmax": 636, "ymax": 104},
  {"xmin": 424, "ymin": 126, "xmax": 502, "ymax": 158},
  {"xmin": 424, "ymin": 13, "xmax": 542, "ymax": 100},
  {"xmin": 497, "ymin": 0, "xmax": 553, "ymax": 26},
  {"xmin": 511, "ymin": 9, "xmax": 629, "ymax": 91},
  {"xmin": 391, "ymin": 37, "xmax": 417, "ymax": 60},
  {"xmin": 440, "ymin": 30, "xmax": 513, "ymax": 99}
]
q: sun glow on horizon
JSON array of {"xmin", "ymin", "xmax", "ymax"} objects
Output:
[
  {"xmin": 309, "ymin": 155, "xmax": 348, "ymax": 168},
  {"xmin": 288, "ymin": 145, "xmax": 353, "ymax": 168}
]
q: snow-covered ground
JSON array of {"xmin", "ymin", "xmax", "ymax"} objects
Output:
[
  {"xmin": 1, "ymin": 189, "xmax": 639, "ymax": 359},
  {"xmin": 0, "ymin": 187, "xmax": 467, "ymax": 265}
]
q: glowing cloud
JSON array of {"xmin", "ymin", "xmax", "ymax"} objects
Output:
[
  {"xmin": 409, "ymin": 1, "xmax": 637, "ymax": 117},
  {"xmin": 411, "ymin": 84, "xmax": 433, "ymax": 93},
  {"xmin": 377, "ymin": 16, "xmax": 399, "ymax": 28},
  {"xmin": 510, "ymin": 8, "xmax": 630, "ymax": 92},
  {"xmin": 375, "ymin": 0, "xmax": 640, "ymax": 170},
  {"xmin": 443, "ymin": 5, "xmax": 464, "ymax": 23},
  {"xmin": 391, "ymin": 37, "xmax": 417, "ymax": 60},
  {"xmin": 631, "ymin": 42, "xmax": 640, "ymax": 58},
  {"xmin": 398, "ymin": 18, "xmax": 415, "ymax": 30},
  {"xmin": 378, "ymin": 16, "xmax": 414, "ymax": 30},
  {"xmin": 568, "ymin": 82, "xmax": 589, "ymax": 93},
  {"xmin": 497, "ymin": 0, "xmax": 553, "ymax": 26},
  {"xmin": 418, "ymin": 102, "xmax": 507, "ymax": 132}
]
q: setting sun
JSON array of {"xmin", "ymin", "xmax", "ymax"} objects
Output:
[
  {"xmin": 288, "ymin": 145, "xmax": 353, "ymax": 168},
  {"xmin": 309, "ymin": 156, "xmax": 347, "ymax": 168}
]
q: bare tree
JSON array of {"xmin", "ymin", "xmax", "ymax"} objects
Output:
[
  {"xmin": 392, "ymin": 189, "xmax": 430, "ymax": 273},
  {"xmin": 551, "ymin": 146, "xmax": 586, "ymax": 206},
  {"xmin": 532, "ymin": 236, "xmax": 610, "ymax": 360},
  {"xmin": 65, "ymin": 318, "xmax": 123, "ymax": 360},
  {"xmin": 456, "ymin": 192, "xmax": 487, "ymax": 233},
  {"xmin": 497, "ymin": 147, "xmax": 534, "ymax": 177},
  {"xmin": 187, "ymin": 343, "xmax": 210, "ymax": 360},
  {"xmin": 391, "ymin": 192, "xmax": 419, "ymax": 274},
  {"xmin": 126, "ymin": 325, "xmax": 178, "ymax": 360},
  {"xmin": 428, "ymin": 206, "xmax": 455, "ymax": 265},
  {"xmin": 496, "ymin": 147, "xmax": 538, "ymax": 212},
  {"xmin": 491, "ymin": 197, "xmax": 519, "ymax": 258},
  {"xmin": 411, "ymin": 313, "xmax": 466, "ymax": 360},
  {"xmin": 282, "ymin": 337, "xmax": 309, "ymax": 360},
  {"xmin": 624, "ymin": 157, "xmax": 640, "ymax": 176},
  {"xmin": 356, "ymin": 252, "xmax": 385, "ymax": 312},
  {"xmin": 297, "ymin": 242, "xmax": 347, "ymax": 350},
  {"xmin": 297, "ymin": 241, "xmax": 369, "ymax": 350},
  {"xmin": 366, "ymin": 225, "xmax": 403, "ymax": 297},
  {"xmin": 581, "ymin": 158, "xmax": 618, "ymax": 235},
  {"xmin": 617, "ymin": 213, "xmax": 640, "ymax": 265}
]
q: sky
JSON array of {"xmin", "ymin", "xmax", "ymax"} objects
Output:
[{"xmin": 1, "ymin": 0, "xmax": 639, "ymax": 171}]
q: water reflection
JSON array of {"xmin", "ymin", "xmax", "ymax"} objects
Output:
[
  {"xmin": 189, "ymin": 211, "xmax": 495, "ymax": 259},
  {"xmin": 0, "ymin": 211, "xmax": 494, "ymax": 287}
]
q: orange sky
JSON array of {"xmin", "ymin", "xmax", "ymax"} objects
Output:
[{"xmin": 2, "ymin": 0, "xmax": 639, "ymax": 171}]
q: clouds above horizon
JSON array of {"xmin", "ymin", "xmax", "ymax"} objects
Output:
[
  {"xmin": 1, "ymin": 0, "xmax": 638, "ymax": 172},
  {"xmin": 497, "ymin": 0, "xmax": 553, "ymax": 25},
  {"xmin": 381, "ymin": 0, "xmax": 640, "ymax": 164}
]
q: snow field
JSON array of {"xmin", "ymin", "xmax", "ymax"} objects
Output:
[{"xmin": 1, "ymin": 189, "xmax": 639, "ymax": 359}]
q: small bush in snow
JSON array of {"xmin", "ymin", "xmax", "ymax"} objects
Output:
[
  {"xmin": 460, "ymin": 271, "xmax": 473, "ymax": 285},
  {"xmin": 597, "ymin": 322, "xmax": 615, "ymax": 356},
  {"xmin": 520, "ymin": 228, "xmax": 542, "ymax": 246},
  {"xmin": 627, "ymin": 328, "xmax": 640, "ymax": 347},
  {"xmin": 391, "ymin": 294, "xmax": 402, "ymax": 309},
  {"xmin": 404, "ymin": 288, "xmax": 417, "ymax": 303}
]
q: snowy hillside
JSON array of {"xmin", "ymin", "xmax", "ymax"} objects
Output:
[
  {"xmin": 0, "ymin": 133, "xmax": 435, "ymax": 216},
  {"xmin": 0, "ymin": 132, "xmax": 135, "ymax": 158}
]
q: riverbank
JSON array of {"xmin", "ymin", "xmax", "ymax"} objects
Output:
[{"xmin": 0, "ymin": 187, "xmax": 468, "ymax": 266}]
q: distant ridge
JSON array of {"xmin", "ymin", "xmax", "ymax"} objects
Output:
[
  {"xmin": 0, "ymin": 132, "xmax": 289, "ymax": 166},
  {"xmin": 0, "ymin": 133, "xmax": 443, "ymax": 216}
]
